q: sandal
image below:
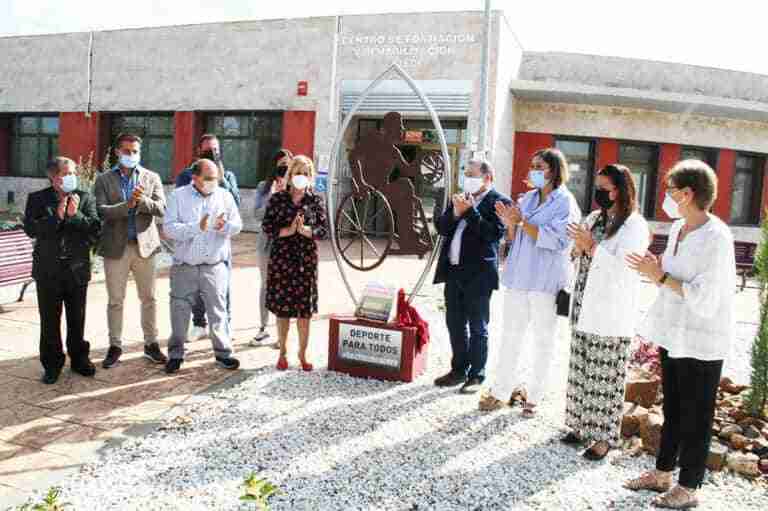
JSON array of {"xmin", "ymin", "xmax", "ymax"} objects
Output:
[
  {"xmin": 521, "ymin": 403, "xmax": 536, "ymax": 418},
  {"xmin": 623, "ymin": 470, "xmax": 673, "ymax": 493},
  {"xmin": 479, "ymin": 393, "xmax": 506, "ymax": 412},
  {"xmin": 652, "ymin": 485, "xmax": 699, "ymax": 509},
  {"xmin": 508, "ymin": 388, "xmax": 528, "ymax": 406},
  {"xmin": 583, "ymin": 441, "xmax": 610, "ymax": 461},
  {"xmin": 276, "ymin": 356, "xmax": 288, "ymax": 371}
]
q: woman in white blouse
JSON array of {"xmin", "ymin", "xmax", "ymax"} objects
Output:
[
  {"xmin": 564, "ymin": 165, "xmax": 649, "ymax": 461},
  {"xmin": 624, "ymin": 160, "xmax": 736, "ymax": 510}
]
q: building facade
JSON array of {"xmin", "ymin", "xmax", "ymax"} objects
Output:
[{"xmin": 1, "ymin": 10, "xmax": 767, "ymax": 241}]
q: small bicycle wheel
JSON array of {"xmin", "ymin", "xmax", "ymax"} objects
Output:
[{"xmin": 335, "ymin": 190, "xmax": 394, "ymax": 271}]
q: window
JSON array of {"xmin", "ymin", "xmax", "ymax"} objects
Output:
[
  {"xmin": 619, "ymin": 143, "xmax": 659, "ymax": 217},
  {"xmin": 11, "ymin": 115, "xmax": 59, "ymax": 177},
  {"xmin": 681, "ymin": 147, "xmax": 718, "ymax": 169},
  {"xmin": 356, "ymin": 118, "xmax": 466, "ymax": 145},
  {"xmin": 111, "ymin": 113, "xmax": 174, "ymax": 182},
  {"xmin": 555, "ymin": 138, "xmax": 595, "ymax": 212},
  {"xmin": 730, "ymin": 154, "xmax": 764, "ymax": 225},
  {"xmin": 205, "ymin": 112, "xmax": 283, "ymax": 188}
]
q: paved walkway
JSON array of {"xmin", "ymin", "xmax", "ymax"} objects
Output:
[{"xmin": 0, "ymin": 234, "xmax": 434, "ymax": 506}]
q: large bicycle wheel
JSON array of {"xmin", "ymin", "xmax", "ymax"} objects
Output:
[{"xmin": 335, "ymin": 190, "xmax": 394, "ymax": 271}]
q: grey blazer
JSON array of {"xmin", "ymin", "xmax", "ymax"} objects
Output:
[{"xmin": 94, "ymin": 166, "xmax": 166, "ymax": 259}]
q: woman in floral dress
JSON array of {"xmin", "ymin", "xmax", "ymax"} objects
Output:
[
  {"xmin": 564, "ymin": 164, "xmax": 649, "ymax": 460},
  {"xmin": 262, "ymin": 155, "xmax": 327, "ymax": 372}
]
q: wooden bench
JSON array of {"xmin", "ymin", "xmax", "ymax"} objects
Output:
[
  {"xmin": 648, "ymin": 234, "xmax": 757, "ymax": 291},
  {"xmin": 0, "ymin": 229, "xmax": 34, "ymax": 302}
]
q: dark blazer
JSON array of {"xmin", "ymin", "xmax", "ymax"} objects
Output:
[
  {"xmin": 23, "ymin": 187, "xmax": 101, "ymax": 284},
  {"xmin": 433, "ymin": 188, "xmax": 511, "ymax": 291}
]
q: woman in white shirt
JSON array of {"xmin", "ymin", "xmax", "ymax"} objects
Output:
[
  {"xmin": 624, "ymin": 160, "xmax": 736, "ymax": 510},
  {"xmin": 564, "ymin": 165, "xmax": 649, "ymax": 461}
]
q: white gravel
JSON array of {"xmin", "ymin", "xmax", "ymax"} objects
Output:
[{"xmin": 45, "ymin": 284, "xmax": 768, "ymax": 510}]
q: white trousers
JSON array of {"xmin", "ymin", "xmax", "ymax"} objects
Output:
[{"xmin": 490, "ymin": 288, "xmax": 559, "ymax": 405}]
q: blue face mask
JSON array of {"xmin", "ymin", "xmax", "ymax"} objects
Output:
[
  {"xmin": 119, "ymin": 153, "xmax": 141, "ymax": 169},
  {"xmin": 528, "ymin": 169, "xmax": 550, "ymax": 189},
  {"xmin": 61, "ymin": 174, "xmax": 78, "ymax": 194}
]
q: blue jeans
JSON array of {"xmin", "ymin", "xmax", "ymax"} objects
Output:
[
  {"xmin": 444, "ymin": 278, "xmax": 492, "ymax": 382},
  {"xmin": 191, "ymin": 260, "xmax": 232, "ymax": 328}
]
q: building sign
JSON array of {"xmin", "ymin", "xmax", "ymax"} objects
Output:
[
  {"xmin": 338, "ymin": 323, "xmax": 403, "ymax": 370},
  {"xmin": 404, "ymin": 130, "xmax": 423, "ymax": 144},
  {"xmin": 341, "ymin": 32, "xmax": 478, "ymax": 68}
]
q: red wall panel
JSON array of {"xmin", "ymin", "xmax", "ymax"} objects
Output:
[
  {"xmin": 282, "ymin": 111, "xmax": 316, "ymax": 160},
  {"xmin": 595, "ymin": 139, "xmax": 619, "ymax": 171},
  {"xmin": 511, "ymin": 132, "xmax": 554, "ymax": 197},
  {"xmin": 655, "ymin": 144, "xmax": 682, "ymax": 219},
  {"xmin": 59, "ymin": 112, "xmax": 107, "ymax": 168},
  {"xmin": 173, "ymin": 112, "xmax": 203, "ymax": 177},
  {"xmin": 714, "ymin": 149, "xmax": 736, "ymax": 221},
  {"xmin": 0, "ymin": 117, "xmax": 11, "ymax": 176}
]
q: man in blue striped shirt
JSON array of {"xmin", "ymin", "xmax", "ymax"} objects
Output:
[{"xmin": 163, "ymin": 159, "xmax": 242, "ymax": 374}]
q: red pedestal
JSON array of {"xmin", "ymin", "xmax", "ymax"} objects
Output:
[{"xmin": 328, "ymin": 315, "xmax": 428, "ymax": 383}]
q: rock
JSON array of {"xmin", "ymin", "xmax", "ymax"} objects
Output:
[
  {"xmin": 640, "ymin": 413, "xmax": 664, "ymax": 456},
  {"xmin": 726, "ymin": 452, "xmax": 761, "ymax": 478},
  {"xmin": 621, "ymin": 402, "xmax": 649, "ymax": 438},
  {"xmin": 730, "ymin": 434, "xmax": 749, "ymax": 451},
  {"xmin": 625, "ymin": 375, "xmax": 660, "ymax": 409},
  {"xmin": 720, "ymin": 377, "xmax": 734, "ymax": 390},
  {"xmin": 760, "ymin": 460, "xmax": 768, "ymax": 475},
  {"xmin": 706, "ymin": 441, "xmax": 729, "ymax": 471},
  {"xmin": 719, "ymin": 424, "xmax": 743, "ymax": 441},
  {"xmin": 744, "ymin": 425, "xmax": 762, "ymax": 439},
  {"xmin": 729, "ymin": 408, "xmax": 749, "ymax": 423}
]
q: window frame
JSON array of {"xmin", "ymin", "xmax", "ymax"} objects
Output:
[
  {"xmin": 617, "ymin": 141, "xmax": 660, "ymax": 219},
  {"xmin": 109, "ymin": 111, "xmax": 176, "ymax": 183},
  {"xmin": 553, "ymin": 135, "xmax": 597, "ymax": 214},
  {"xmin": 203, "ymin": 111, "xmax": 283, "ymax": 189},
  {"xmin": 10, "ymin": 113, "xmax": 60, "ymax": 178},
  {"xmin": 680, "ymin": 146, "xmax": 719, "ymax": 170},
  {"xmin": 730, "ymin": 151, "xmax": 765, "ymax": 226}
]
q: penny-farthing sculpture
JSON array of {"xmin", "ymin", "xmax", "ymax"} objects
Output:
[{"xmin": 328, "ymin": 64, "xmax": 454, "ymax": 307}]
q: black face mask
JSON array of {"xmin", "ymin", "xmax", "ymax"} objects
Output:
[
  {"xmin": 594, "ymin": 189, "xmax": 615, "ymax": 209},
  {"xmin": 200, "ymin": 150, "xmax": 221, "ymax": 163}
]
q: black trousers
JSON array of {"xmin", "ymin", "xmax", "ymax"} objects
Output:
[
  {"xmin": 656, "ymin": 348, "xmax": 723, "ymax": 489},
  {"xmin": 444, "ymin": 277, "xmax": 492, "ymax": 382},
  {"xmin": 36, "ymin": 265, "xmax": 90, "ymax": 373}
]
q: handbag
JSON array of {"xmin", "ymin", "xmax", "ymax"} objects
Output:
[{"xmin": 556, "ymin": 289, "xmax": 571, "ymax": 317}]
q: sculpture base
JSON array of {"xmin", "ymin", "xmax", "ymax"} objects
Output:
[{"xmin": 328, "ymin": 315, "xmax": 428, "ymax": 382}]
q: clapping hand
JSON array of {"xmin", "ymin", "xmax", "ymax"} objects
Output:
[
  {"xmin": 56, "ymin": 196, "xmax": 68, "ymax": 220},
  {"xmin": 297, "ymin": 213, "xmax": 313, "ymax": 238},
  {"xmin": 214, "ymin": 213, "xmax": 227, "ymax": 232},
  {"xmin": 626, "ymin": 251, "xmax": 664, "ymax": 283},
  {"xmin": 567, "ymin": 223, "xmax": 595, "ymax": 253},
  {"xmin": 199, "ymin": 213, "xmax": 210, "ymax": 232},
  {"xmin": 128, "ymin": 185, "xmax": 144, "ymax": 208},
  {"xmin": 452, "ymin": 193, "xmax": 473, "ymax": 218},
  {"xmin": 495, "ymin": 201, "xmax": 522, "ymax": 227},
  {"xmin": 65, "ymin": 194, "xmax": 80, "ymax": 217}
]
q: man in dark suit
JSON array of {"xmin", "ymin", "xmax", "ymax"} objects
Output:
[
  {"xmin": 23, "ymin": 157, "xmax": 101, "ymax": 384},
  {"xmin": 433, "ymin": 159, "xmax": 511, "ymax": 394}
]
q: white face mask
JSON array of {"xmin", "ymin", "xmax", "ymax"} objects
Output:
[
  {"xmin": 292, "ymin": 174, "xmax": 310, "ymax": 190},
  {"xmin": 528, "ymin": 169, "xmax": 550, "ymax": 189},
  {"xmin": 463, "ymin": 176, "xmax": 484, "ymax": 195},
  {"xmin": 61, "ymin": 174, "xmax": 78, "ymax": 194},
  {"xmin": 119, "ymin": 153, "xmax": 140, "ymax": 169},
  {"xmin": 662, "ymin": 193, "xmax": 683, "ymax": 219},
  {"xmin": 200, "ymin": 180, "xmax": 218, "ymax": 195}
]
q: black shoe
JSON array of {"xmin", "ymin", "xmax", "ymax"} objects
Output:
[
  {"xmin": 560, "ymin": 432, "xmax": 582, "ymax": 446},
  {"xmin": 434, "ymin": 372, "xmax": 466, "ymax": 387},
  {"xmin": 215, "ymin": 357, "xmax": 240, "ymax": 370},
  {"xmin": 41, "ymin": 368, "xmax": 62, "ymax": 385},
  {"xmin": 583, "ymin": 443, "xmax": 610, "ymax": 461},
  {"xmin": 460, "ymin": 377, "xmax": 484, "ymax": 394},
  {"xmin": 144, "ymin": 343, "xmax": 168, "ymax": 364},
  {"xmin": 165, "ymin": 358, "xmax": 183, "ymax": 374},
  {"xmin": 102, "ymin": 346, "xmax": 122, "ymax": 369},
  {"xmin": 71, "ymin": 358, "xmax": 96, "ymax": 377}
]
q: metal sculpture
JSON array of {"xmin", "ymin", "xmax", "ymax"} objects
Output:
[{"xmin": 327, "ymin": 63, "xmax": 453, "ymax": 306}]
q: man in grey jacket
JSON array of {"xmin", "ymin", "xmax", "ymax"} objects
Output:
[{"xmin": 94, "ymin": 133, "xmax": 168, "ymax": 369}]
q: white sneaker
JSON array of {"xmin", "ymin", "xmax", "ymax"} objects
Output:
[
  {"xmin": 189, "ymin": 326, "xmax": 208, "ymax": 341},
  {"xmin": 250, "ymin": 329, "xmax": 270, "ymax": 346}
]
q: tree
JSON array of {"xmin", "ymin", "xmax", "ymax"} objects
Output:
[{"xmin": 746, "ymin": 214, "xmax": 768, "ymax": 418}]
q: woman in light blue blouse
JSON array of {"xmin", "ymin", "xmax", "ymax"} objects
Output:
[{"xmin": 480, "ymin": 148, "xmax": 581, "ymax": 416}]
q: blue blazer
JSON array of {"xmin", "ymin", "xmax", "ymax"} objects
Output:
[{"xmin": 433, "ymin": 188, "xmax": 511, "ymax": 292}]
